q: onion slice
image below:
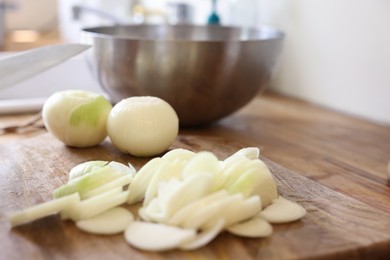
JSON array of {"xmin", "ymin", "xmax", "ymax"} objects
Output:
[
  {"xmin": 182, "ymin": 193, "xmax": 244, "ymax": 229},
  {"xmin": 9, "ymin": 193, "xmax": 80, "ymax": 227},
  {"xmin": 259, "ymin": 196, "xmax": 306, "ymax": 224},
  {"xmin": 75, "ymin": 189, "xmax": 130, "ymax": 220},
  {"xmin": 227, "ymin": 216, "xmax": 273, "ymax": 238},
  {"xmin": 205, "ymin": 195, "xmax": 262, "ymax": 229},
  {"xmin": 82, "ymin": 174, "xmax": 132, "ymax": 199},
  {"xmin": 127, "ymin": 157, "xmax": 164, "ymax": 204},
  {"xmin": 159, "ymin": 172, "xmax": 213, "ymax": 218},
  {"xmin": 162, "ymin": 148, "xmax": 196, "ymax": 162},
  {"xmin": 180, "ymin": 219, "xmax": 225, "ymax": 250},
  {"xmin": 76, "ymin": 207, "xmax": 134, "ymax": 235},
  {"xmin": 168, "ymin": 190, "xmax": 228, "ymax": 226},
  {"xmin": 236, "ymin": 147, "xmax": 260, "ymax": 160},
  {"xmin": 69, "ymin": 160, "xmax": 108, "ymax": 180},
  {"xmin": 124, "ymin": 221, "xmax": 196, "ymax": 251}
]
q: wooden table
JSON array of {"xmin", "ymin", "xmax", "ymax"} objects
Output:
[{"xmin": 1, "ymin": 91, "xmax": 389, "ymax": 259}]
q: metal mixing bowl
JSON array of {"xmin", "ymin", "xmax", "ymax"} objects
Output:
[{"xmin": 82, "ymin": 25, "xmax": 284, "ymax": 126}]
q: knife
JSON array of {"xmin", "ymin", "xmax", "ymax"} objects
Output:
[{"xmin": 0, "ymin": 44, "xmax": 91, "ymax": 90}]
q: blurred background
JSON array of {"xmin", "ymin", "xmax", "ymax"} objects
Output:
[
  {"xmin": 1, "ymin": 0, "xmax": 261, "ymax": 50},
  {"xmin": 0, "ymin": 0, "xmax": 389, "ymax": 124}
]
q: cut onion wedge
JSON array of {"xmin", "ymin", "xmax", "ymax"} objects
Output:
[
  {"xmin": 82, "ymin": 174, "xmax": 132, "ymax": 199},
  {"xmin": 182, "ymin": 152, "xmax": 221, "ymax": 179},
  {"xmin": 225, "ymin": 163, "xmax": 265, "ymax": 197},
  {"xmin": 143, "ymin": 160, "xmax": 181, "ymax": 206},
  {"xmin": 205, "ymin": 195, "xmax": 261, "ymax": 229},
  {"xmin": 75, "ymin": 188, "xmax": 129, "ymax": 220},
  {"xmin": 107, "ymin": 161, "xmax": 136, "ymax": 177},
  {"xmin": 76, "ymin": 207, "xmax": 134, "ymax": 235},
  {"xmin": 227, "ymin": 216, "xmax": 272, "ymax": 238},
  {"xmin": 140, "ymin": 173, "xmax": 214, "ymax": 223},
  {"xmin": 168, "ymin": 190, "xmax": 229, "ymax": 226},
  {"xmin": 180, "ymin": 219, "xmax": 225, "ymax": 250},
  {"xmin": 139, "ymin": 198, "xmax": 167, "ymax": 223},
  {"xmin": 182, "ymin": 193, "xmax": 244, "ymax": 229},
  {"xmin": 221, "ymin": 155, "xmax": 256, "ymax": 188},
  {"xmin": 259, "ymin": 196, "xmax": 306, "ymax": 224},
  {"xmin": 124, "ymin": 221, "xmax": 196, "ymax": 251},
  {"xmin": 235, "ymin": 147, "xmax": 260, "ymax": 160},
  {"xmin": 53, "ymin": 166, "xmax": 126, "ymax": 199},
  {"xmin": 162, "ymin": 148, "xmax": 196, "ymax": 162},
  {"xmin": 159, "ymin": 173, "xmax": 213, "ymax": 217},
  {"xmin": 69, "ymin": 160, "xmax": 108, "ymax": 180},
  {"xmin": 181, "ymin": 151, "xmax": 223, "ymax": 190},
  {"xmin": 127, "ymin": 157, "xmax": 163, "ymax": 204},
  {"xmin": 9, "ymin": 193, "xmax": 80, "ymax": 227},
  {"xmin": 249, "ymin": 160, "xmax": 278, "ymax": 208}
]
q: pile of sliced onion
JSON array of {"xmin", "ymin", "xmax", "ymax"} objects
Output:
[{"xmin": 8, "ymin": 147, "xmax": 306, "ymax": 252}]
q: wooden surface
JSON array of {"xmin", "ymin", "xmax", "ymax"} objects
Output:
[{"xmin": 0, "ymin": 91, "xmax": 389, "ymax": 259}]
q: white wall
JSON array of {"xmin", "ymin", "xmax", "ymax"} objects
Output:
[{"xmin": 259, "ymin": 0, "xmax": 390, "ymax": 124}]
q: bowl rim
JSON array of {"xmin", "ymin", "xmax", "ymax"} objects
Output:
[{"xmin": 81, "ymin": 24, "xmax": 284, "ymax": 43}]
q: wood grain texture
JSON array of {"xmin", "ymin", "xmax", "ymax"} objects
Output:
[
  {"xmin": 213, "ymin": 92, "xmax": 390, "ymax": 215},
  {"xmin": 1, "ymin": 133, "xmax": 389, "ymax": 259}
]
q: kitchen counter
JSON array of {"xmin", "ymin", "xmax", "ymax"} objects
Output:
[{"xmin": 1, "ymin": 90, "xmax": 389, "ymax": 258}]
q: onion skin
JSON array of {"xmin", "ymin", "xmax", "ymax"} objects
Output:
[
  {"xmin": 42, "ymin": 90, "xmax": 112, "ymax": 148},
  {"xmin": 107, "ymin": 96, "xmax": 179, "ymax": 157}
]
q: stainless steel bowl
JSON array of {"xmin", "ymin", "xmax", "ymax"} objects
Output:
[{"xmin": 82, "ymin": 25, "xmax": 284, "ymax": 126}]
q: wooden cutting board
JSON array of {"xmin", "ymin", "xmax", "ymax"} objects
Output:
[{"xmin": 0, "ymin": 132, "xmax": 389, "ymax": 259}]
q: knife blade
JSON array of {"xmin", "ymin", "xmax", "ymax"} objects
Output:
[{"xmin": 0, "ymin": 44, "xmax": 91, "ymax": 90}]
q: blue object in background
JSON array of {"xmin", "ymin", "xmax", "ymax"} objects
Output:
[{"xmin": 207, "ymin": 0, "xmax": 220, "ymax": 25}]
